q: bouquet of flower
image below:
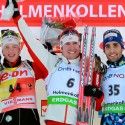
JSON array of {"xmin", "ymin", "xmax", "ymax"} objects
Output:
[
  {"xmin": 40, "ymin": 17, "xmax": 76, "ymax": 44},
  {"xmin": 40, "ymin": 17, "xmax": 76, "ymax": 53}
]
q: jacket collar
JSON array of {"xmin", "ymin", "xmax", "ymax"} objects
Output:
[
  {"xmin": 3, "ymin": 56, "xmax": 22, "ymax": 68},
  {"xmin": 107, "ymin": 55, "xmax": 125, "ymax": 68},
  {"xmin": 61, "ymin": 55, "xmax": 80, "ymax": 66}
]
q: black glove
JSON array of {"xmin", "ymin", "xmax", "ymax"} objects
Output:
[
  {"xmin": 43, "ymin": 42, "xmax": 56, "ymax": 55},
  {"xmin": 84, "ymin": 85, "xmax": 103, "ymax": 98},
  {"xmin": 5, "ymin": 0, "xmax": 9, "ymax": 8},
  {"xmin": 5, "ymin": 0, "xmax": 20, "ymax": 18},
  {"xmin": 12, "ymin": 0, "xmax": 20, "ymax": 18}
]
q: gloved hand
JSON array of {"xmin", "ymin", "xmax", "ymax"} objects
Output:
[
  {"xmin": 2, "ymin": 0, "xmax": 20, "ymax": 20},
  {"xmin": 11, "ymin": 0, "xmax": 20, "ymax": 18},
  {"xmin": 84, "ymin": 85, "xmax": 103, "ymax": 98}
]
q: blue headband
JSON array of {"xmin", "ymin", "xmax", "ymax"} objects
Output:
[{"xmin": 103, "ymin": 29, "xmax": 124, "ymax": 49}]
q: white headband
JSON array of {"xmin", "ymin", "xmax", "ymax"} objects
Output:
[
  {"xmin": 60, "ymin": 34, "xmax": 79, "ymax": 47},
  {"xmin": 2, "ymin": 35, "xmax": 20, "ymax": 49}
]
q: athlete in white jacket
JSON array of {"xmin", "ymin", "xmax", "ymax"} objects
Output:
[
  {"xmin": 19, "ymin": 20, "xmax": 81, "ymax": 125},
  {"xmin": 17, "ymin": 20, "xmax": 81, "ymax": 125}
]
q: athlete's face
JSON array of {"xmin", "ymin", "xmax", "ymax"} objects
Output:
[
  {"xmin": 2, "ymin": 43, "xmax": 21, "ymax": 63},
  {"xmin": 62, "ymin": 41, "xmax": 80, "ymax": 60},
  {"xmin": 104, "ymin": 41, "xmax": 123, "ymax": 62}
]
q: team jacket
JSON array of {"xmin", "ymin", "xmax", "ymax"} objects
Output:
[
  {"xmin": 102, "ymin": 65, "xmax": 125, "ymax": 114},
  {"xmin": 0, "ymin": 57, "xmax": 47, "ymax": 113},
  {"xmin": 14, "ymin": 16, "xmax": 80, "ymax": 125}
]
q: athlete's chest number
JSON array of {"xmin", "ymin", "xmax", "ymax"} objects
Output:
[
  {"xmin": 108, "ymin": 84, "xmax": 120, "ymax": 96},
  {"xmin": 67, "ymin": 78, "xmax": 75, "ymax": 88}
]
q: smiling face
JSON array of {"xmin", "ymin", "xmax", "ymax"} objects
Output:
[
  {"xmin": 2, "ymin": 43, "xmax": 21, "ymax": 63},
  {"xmin": 104, "ymin": 41, "xmax": 123, "ymax": 62},
  {"xmin": 59, "ymin": 28, "xmax": 81, "ymax": 60},
  {"xmin": 61, "ymin": 41, "xmax": 80, "ymax": 60}
]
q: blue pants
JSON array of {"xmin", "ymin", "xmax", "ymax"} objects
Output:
[{"xmin": 101, "ymin": 113, "xmax": 125, "ymax": 125}]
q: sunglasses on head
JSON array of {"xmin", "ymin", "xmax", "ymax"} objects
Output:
[{"xmin": 1, "ymin": 29, "xmax": 20, "ymax": 39}]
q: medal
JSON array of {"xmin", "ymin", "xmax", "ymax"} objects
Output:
[{"xmin": 5, "ymin": 115, "xmax": 12, "ymax": 122}]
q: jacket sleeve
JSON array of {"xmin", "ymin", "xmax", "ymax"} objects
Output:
[
  {"xmin": 25, "ymin": 60, "xmax": 46, "ymax": 80},
  {"xmin": 13, "ymin": 16, "xmax": 59, "ymax": 77}
]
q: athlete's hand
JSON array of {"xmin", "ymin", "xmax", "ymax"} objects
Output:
[
  {"xmin": 2, "ymin": 0, "xmax": 20, "ymax": 20},
  {"xmin": 12, "ymin": 0, "xmax": 20, "ymax": 18},
  {"xmin": 84, "ymin": 85, "xmax": 103, "ymax": 98}
]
